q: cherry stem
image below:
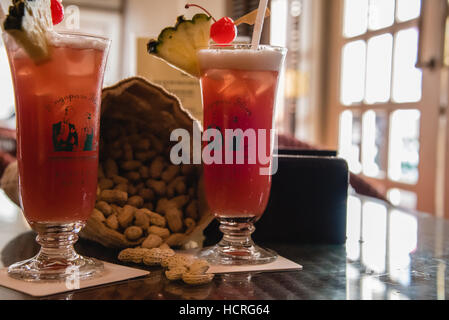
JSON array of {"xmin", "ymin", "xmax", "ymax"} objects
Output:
[{"xmin": 185, "ymin": 3, "xmax": 217, "ymax": 22}]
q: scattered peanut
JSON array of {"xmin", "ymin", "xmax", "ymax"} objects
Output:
[
  {"xmin": 138, "ymin": 188, "xmax": 154, "ymax": 201},
  {"xmin": 124, "ymin": 226, "xmax": 143, "ymax": 241},
  {"xmin": 123, "ymin": 143, "xmax": 133, "ymax": 161},
  {"xmin": 142, "ymin": 209, "xmax": 166, "ymax": 228},
  {"xmin": 188, "ymin": 259, "xmax": 210, "ymax": 275},
  {"xmin": 127, "ymin": 184, "xmax": 138, "ymax": 196},
  {"xmin": 118, "ymin": 205, "xmax": 136, "ymax": 228},
  {"xmin": 165, "ymin": 267, "xmax": 187, "ymax": 281},
  {"xmin": 142, "ymin": 248, "xmax": 175, "ymax": 266},
  {"xmin": 165, "ymin": 207, "xmax": 184, "ymax": 233},
  {"xmin": 139, "ymin": 166, "xmax": 150, "ymax": 179},
  {"xmin": 105, "ymin": 214, "xmax": 119, "ymax": 230},
  {"xmin": 141, "ymin": 234, "xmax": 163, "ymax": 249},
  {"xmin": 95, "ymin": 201, "xmax": 112, "ymax": 216},
  {"xmin": 135, "ymin": 150, "xmax": 156, "ymax": 162},
  {"xmin": 117, "ymin": 246, "xmax": 214, "ymax": 286},
  {"xmin": 91, "ymin": 208, "xmax": 106, "ymax": 223},
  {"xmin": 158, "ymin": 243, "xmax": 171, "ymax": 250},
  {"xmin": 121, "ymin": 160, "xmax": 142, "ymax": 171},
  {"xmin": 164, "ymin": 254, "xmax": 193, "ymax": 270},
  {"xmin": 118, "ymin": 248, "xmax": 151, "ymax": 264},
  {"xmin": 126, "ymin": 171, "xmax": 141, "ymax": 182},
  {"xmin": 165, "ymin": 233, "xmax": 186, "ymax": 247},
  {"xmin": 149, "ymin": 135, "xmax": 164, "ymax": 153},
  {"xmin": 182, "ymin": 273, "xmax": 214, "ymax": 286},
  {"xmin": 135, "ymin": 138, "xmax": 151, "ymax": 151},
  {"xmin": 100, "ymin": 189, "xmax": 128, "ymax": 205},
  {"xmin": 127, "ymin": 195, "xmax": 144, "ymax": 208},
  {"xmin": 164, "ymin": 254, "xmax": 214, "ymax": 285},
  {"xmin": 114, "ymin": 183, "xmax": 128, "ymax": 193},
  {"xmin": 146, "ymin": 179, "xmax": 166, "ymax": 196},
  {"xmin": 104, "ymin": 159, "xmax": 119, "ymax": 178},
  {"xmin": 98, "ymin": 178, "xmax": 114, "ymax": 190},
  {"xmin": 150, "ymin": 156, "xmax": 165, "ymax": 179},
  {"xmin": 171, "ymin": 195, "xmax": 190, "ymax": 208},
  {"xmin": 148, "ymin": 226, "xmax": 170, "ymax": 239},
  {"xmin": 161, "ymin": 165, "xmax": 180, "ymax": 182},
  {"xmin": 134, "ymin": 210, "xmax": 150, "ymax": 229},
  {"xmin": 112, "ymin": 175, "xmax": 128, "ymax": 185}
]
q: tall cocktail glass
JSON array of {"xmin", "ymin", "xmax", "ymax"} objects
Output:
[
  {"xmin": 2, "ymin": 31, "xmax": 110, "ymax": 281},
  {"xmin": 198, "ymin": 44, "xmax": 287, "ymax": 265}
]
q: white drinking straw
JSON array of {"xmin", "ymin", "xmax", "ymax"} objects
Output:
[{"xmin": 251, "ymin": 0, "xmax": 269, "ymax": 50}]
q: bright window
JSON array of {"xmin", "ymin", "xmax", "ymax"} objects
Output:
[{"xmin": 330, "ymin": 0, "xmax": 435, "ymax": 212}]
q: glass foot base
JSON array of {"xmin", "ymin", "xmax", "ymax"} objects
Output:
[
  {"xmin": 199, "ymin": 216, "xmax": 278, "ymax": 265},
  {"xmin": 8, "ymin": 221, "xmax": 103, "ymax": 282},
  {"xmin": 199, "ymin": 245, "xmax": 278, "ymax": 266},
  {"xmin": 8, "ymin": 255, "xmax": 104, "ymax": 282}
]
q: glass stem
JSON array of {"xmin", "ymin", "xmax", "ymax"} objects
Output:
[
  {"xmin": 31, "ymin": 222, "xmax": 84, "ymax": 263},
  {"xmin": 217, "ymin": 217, "xmax": 258, "ymax": 253}
]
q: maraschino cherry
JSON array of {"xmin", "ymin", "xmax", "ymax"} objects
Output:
[
  {"xmin": 210, "ymin": 17, "xmax": 237, "ymax": 44},
  {"xmin": 51, "ymin": 0, "xmax": 64, "ymax": 25},
  {"xmin": 185, "ymin": 3, "xmax": 237, "ymax": 44}
]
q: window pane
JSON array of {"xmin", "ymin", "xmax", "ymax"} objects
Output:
[
  {"xmin": 388, "ymin": 110, "xmax": 420, "ymax": 184},
  {"xmin": 270, "ymin": 0, "xmax": 288, "ymax": 47},
  {"xmin": 341, "ymin": 41, "xmax": 366, "ymax": 105},
  {"xmin": 339, "ymin": 111, "xmax": 362, "ymax": 174},
  {"xmin": 368, "ymin": 0, "xmax": 395, "ymax": 31},
  {"xmin": 362, "ymin": 110, "xmax": 388, "ymax": 178},
  {"xmin": 347, "ymin": 196, "xmax": 362, "ymax": 241},
  {"xmin": 396, "ymin": 0, "xmax": 421, "ymax": 22},
  {"xmin": 362, "ymin": 201, "xmax": 387, "ymax": 273},
  {"xmin": 392, "ymin": 28, "xmax": 422, "ymax": 103},
  {"xmin": 346, "ymin": 196, "xmax": 362, "ymax": 261},
  {"xmin": 343, "ymin": 0, "xmax": 369, "ymax": 37},
  {"xmin": 388, "ymin": 209, "xmax": 417, "ymax": 285},
  {"xmin": 365, "ymin": 34, "xmax": 393, "ymax": 104},
  {"xmin": 387, "ymin": 189, "xmax": 418, "ymax": 209}
]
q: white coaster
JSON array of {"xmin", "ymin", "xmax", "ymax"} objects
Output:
[
  {"xmin": 207, "ymin": 255, "xmax": 303, "ymax": 274},
  {"xmin": 0, "ymin": 261, "xmax": 149, "ymax": 297}
]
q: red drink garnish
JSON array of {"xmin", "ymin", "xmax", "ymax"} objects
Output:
[
  {"xmin": 51, "ymin": 0, "xmax": 64, "ymax": 25},
  {"xmin": 185, "ymin": 3, "xmax": 237, "ymax": 44},
  {"xmin": 210, "ymin": 17, "xmax": 237, "ymax": 44}
]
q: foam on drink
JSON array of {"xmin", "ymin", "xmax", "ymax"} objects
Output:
[
  {"xmin": 198, "ymin": 46, "xmax": 285, "ymax": 72},
  {"xmin": 8, "ymin": 31, "xmax": 109, "ymax": 60},
  {"xmin": 48, "ymin": 31, "xmax": 109, "ymax": 51}
]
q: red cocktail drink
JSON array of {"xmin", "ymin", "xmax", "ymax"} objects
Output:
[
  {"xmin": 9, "ymin": 36, "xmax": 107, "ymax": 223},
  {"xmin": 3, "ymin": 31, "xmax": 110, "ymax": 281},
  {"xmin": 198, "ymin": 45, "xmax": 286, "ymax": 265},
  {"xmin": 201, "ymin": 68, "xmax": 278, "ymax": 218}
]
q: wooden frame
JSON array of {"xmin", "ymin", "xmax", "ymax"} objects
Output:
[{"xmin": 325, "ymin": 0, "xmax": 441, "ymax": 214}]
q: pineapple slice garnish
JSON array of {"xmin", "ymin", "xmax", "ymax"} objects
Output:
[
  {"xmin": 3, "ymin": 0, "xmax": 53, "ymax": 63},
  {"xmin": 147, "ymin": 14, "xmax": 211, "ymax": 78}
]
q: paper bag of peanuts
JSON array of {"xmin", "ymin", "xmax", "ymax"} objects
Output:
[{"xmin": 1, "ymin": 77, "xmax": 214, "ymax": 250}]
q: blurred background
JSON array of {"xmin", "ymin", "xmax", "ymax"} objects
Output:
[{"xmin": 2, "ymin": 0, "xmax": 449, "ymax": 219}]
